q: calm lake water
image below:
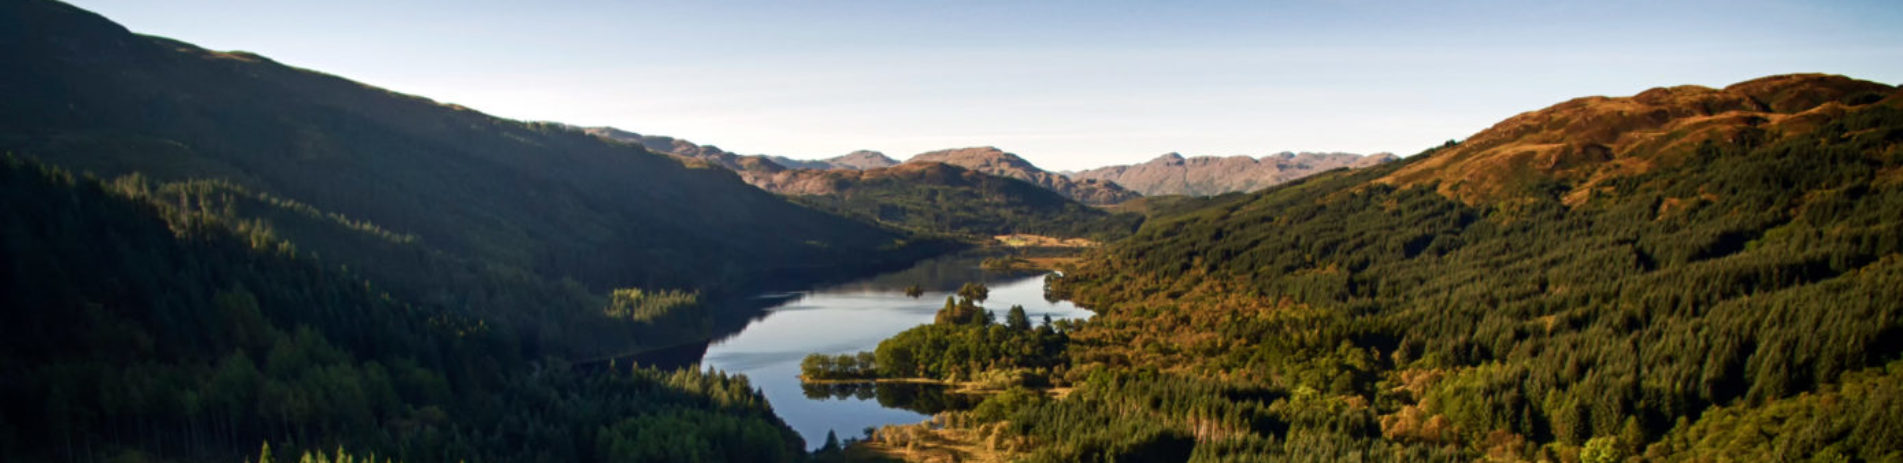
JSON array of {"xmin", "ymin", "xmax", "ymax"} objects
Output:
[{"xmin": 699, "ymin": 256, "xmax": 1094, "ymax": 449}]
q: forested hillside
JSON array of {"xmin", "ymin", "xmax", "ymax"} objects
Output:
[
  {"xmin": 0, "ymin": 0, "xmax": 950, "ymax": 357},
  {"xmin": 0, "ymin": 156, "xmax": 805, "ymax": 462},
  {"xmin": 884, "ymin": 74, "xmax": 1903, "ymax": 461},
  {"xmin": 1067, "ymin": 151, "xmax": 1398, "ymax": 197},
  {"xmin": 780, "ymin": 162, "xmax": 1143, "ymax": 240},
  {"xmin": 907, "ymin": 147, "xmax": 1141, "ymax": 206}
]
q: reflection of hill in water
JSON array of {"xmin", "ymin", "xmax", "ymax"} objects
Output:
[
  {"xmin": 801, "ymin": 382, "xmax": 984, "ymax": 415},
  {"xmin": 631, "ymin": 250, "xmax": 1050, "ymax": 369},
  {"xmin": 809, "ymin": 250, "xmax": 1042, "ymax": 294}
]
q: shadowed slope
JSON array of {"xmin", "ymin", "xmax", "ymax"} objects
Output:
[{"xmin": 0, "ymin": 0, "xmax": 945, "ymax": 294}]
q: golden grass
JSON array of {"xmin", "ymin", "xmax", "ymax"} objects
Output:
[
  {"xmin": 1378, "ymin": 75, "xmax": 1896, "ymax": 207},
  {"xmin": 992, "ymin": 234, "xmax": 1097, "ymax": 248},
  {"xmin": 850, "ymin": 416, "xmax": 1024, "ymax": 463}
]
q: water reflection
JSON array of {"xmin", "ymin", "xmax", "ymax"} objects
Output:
[
  {"xmin": 697, "ymin": 253, "xmax": 1094, "ymax": 449},
  {"xmin": 799, "ymin": 382, "xmax": 986, "ymax": 415}
]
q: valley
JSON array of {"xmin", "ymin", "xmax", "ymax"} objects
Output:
[{"xmin": 3, "ymin": 1, "xmax": 1900, "ymax": 462}]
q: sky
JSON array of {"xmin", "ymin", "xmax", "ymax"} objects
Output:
[{"xmin": 68, "ymin": 0, "xmax": 1903, "ymax": 171}]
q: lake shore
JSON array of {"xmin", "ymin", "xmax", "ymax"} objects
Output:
[{"xmin": 799, "ymin": 376, "xmax": 1074, "ymax": 399}]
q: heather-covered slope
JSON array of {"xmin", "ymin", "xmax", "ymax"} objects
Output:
[{"xmin": 1379, "ymin": 73, "xmax": 1897, "ymax": 204}]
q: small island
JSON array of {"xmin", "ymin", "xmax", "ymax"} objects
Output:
[{"xmin": 800, "ymin": 283, "xmax": 1075, "ymax": 395}]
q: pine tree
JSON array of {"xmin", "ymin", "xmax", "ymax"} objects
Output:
[
  {"xmin": 820, "ymin": 430, "xmax": 841, "ymax": 453},
  {"xmin": 1007, "ymin": 305, "xmax": 1032, "ymax": 331}
]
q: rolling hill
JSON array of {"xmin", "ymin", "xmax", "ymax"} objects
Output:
[
  {"xmin": 579, "ymin": 131, "xmax": 1143, "ymax": 208},
  {"xmin": 772, "ymin": 162, "xmax": 1143, "ymax": 240},
  {"xmin": 907, "ymin": 146, "xmax": 1140, "ymax": 205},
  {"xmin": 0, "ymin": 154, "xmax": 807, "ymax": 462},
  {"xmin": 0, "ymin": 0, "xmax": 951, "ymax": 356},
  {"xmin": 1066, "ymin": 150, "xmax": 1399, "ymax": 196},
  {"xmin": 888, "ymin": 74, "xmax": 1903, "ymax": 461},
  {"xmin": 580, "ymin": 126, "xmax": 899, "ymax": 172}
]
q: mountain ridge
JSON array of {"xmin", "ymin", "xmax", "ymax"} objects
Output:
[
  {"xmin": 906, "ymin": 146, "xmax": 1140, "ymax": 205},
  {"xmin": 1066, "ymin": 150, "xmax": 1399, "ymax": 196},
  {"xmin": 1380, "ymin": 73, "xmax": 1899, "ymax": 204},
  {"xmin": 581, "ymin": 126, "xmax": 899, "ymax": 171},
  {"xmin": 0, "ymin": 0, "xmax": 948, "ymax": 355},
  {"xmin": 578, "ymin": 129, "xmax": 1144, "ymax": 206},
  {"xmin": 777, "ymin": 161, "xmax": 1142, "ymax": 239}
]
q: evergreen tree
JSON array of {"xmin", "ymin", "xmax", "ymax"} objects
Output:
[
  {"xmin": 1006, "ymin": 305, "xmax": 1032, "ymax": 331},
  {"xmin": 820, "ymin": 430, "xmax": 841, "ymax": 453}
]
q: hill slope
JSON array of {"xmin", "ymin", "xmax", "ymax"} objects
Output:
[
  {"xmin": 582, "ymin": 126, "xmax": 898, "ymax": 171},
  {"xmin": 908, "ymin": 147, "xmax": 1141, "ymax": 205},
  {"xmin": 1379, "ymin": 73, "xmax": 1897, "ymax": 204},
  {"xmin": 1068, "ymin": 151, "xmax": 1398, "ymax": 196},
  {"xmin": 0, "ymin": 0, "xmax": 948, "ymax": 354},
  {"xmin": 772, "ymin": 150, "xmax": 900, "ymax": 170},
  {"xmin": 907, "ymin": 74, "xmax": 1903, "ymax": 461},
  {"xmin": 777, "ymin": 162, "xmax": 1143, "ymax": 240},
  {"xmin": 0, "ymin": 155, "xmax": 807, "ymax": 462}
]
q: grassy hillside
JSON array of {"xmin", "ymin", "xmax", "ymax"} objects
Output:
[
  {"xmin": 786, "ymin": 162, "xmax": 1143, "ymax": 240},
  {"xmin": 0, "ymin": 0, "xmax": 951, "ymax": 356},
  {"xmin": 870, "ymin": 75, "xmax": 1903, "ymax": 461}
]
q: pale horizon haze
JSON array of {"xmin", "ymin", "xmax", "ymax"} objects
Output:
[{"xmin": 68, "ymin": 0, "xmax": 1903, "ymax": 171}]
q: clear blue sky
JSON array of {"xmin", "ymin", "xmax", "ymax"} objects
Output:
[{"xmin": 69, "ymin": 0, "xmax": 1903, "ymax": 171}]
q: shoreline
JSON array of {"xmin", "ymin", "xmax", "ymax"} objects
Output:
[{"xmin": 798, "ymin": 375, "xmax": 1073, "ymax": 398}]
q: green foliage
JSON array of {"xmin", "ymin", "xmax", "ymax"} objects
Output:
[
  {"xmin": 1648, "ymin": 361, "xmax": 1903, "ymax": 462},
  {"xmin": 1013, "ymin": 93, "xmax": 1903, "ymax": 459},
  {"xmin": 969, "ymin": 387, "xmax": 1048, "ymax": 423},
  {"xmin": 605, "ymin": 287, "xmax": 700, "ymax": 324},
  {"xmin": 0, "ymin": 157, "xmax": 802, "ymax": 462},
  {"xmin": 947, "ymin": 370, "xmax": 1461, "ymax": 462},
  {"xmin": 0, "ymin": 0, "xmax": 955, "ymax": 360},
  {"xmin": 250, "ymin": 443, "xmax": 394, "ymax": 463},
  {"xmin": 1006, "ymin": 305, "xmax": 1033, "ymax": 331},
  {"xmin": 874, "ymin": 295, "xmax": 1067, "ymax": 381},
  {"xmin": 820, "ymin": 430, "xmax": 841, "ymax": 454},
  {"xmin": 801, "ymin": 352, "xmax": 880, "ymax": 381},
  {"xmin": 1580, "ymin": 436, "xmax": 1622, "ymax": 463},
  {"xmin": 593, "ymin": 406, "xmax": 800, "ymax": 463},
  {"xmin": 933, "ymin": 296, "xmax": 994, "ymax": 326},
  {"xmin": 957, "ymin": 282, "xmax": 991, "ymax": 302},
  {"xmin": 791, "ymin": 163, "xmax": 1143, "ymax": 240}
]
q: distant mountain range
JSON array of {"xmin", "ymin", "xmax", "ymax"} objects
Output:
[
  {"xmin": 906, "ymin": 147, "xmax": 1140, "ymax": 205},
  {"xmin": 583, "ymin": 125, "xmax": 1397, "ymax": 203},
  {"xmin": 580, "ymin": 128, "xmax": 1141, "ymax": 206},
  {"xmin": 1064, "ymin": 151, "xmax": 1398, "ymax": 196}
]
